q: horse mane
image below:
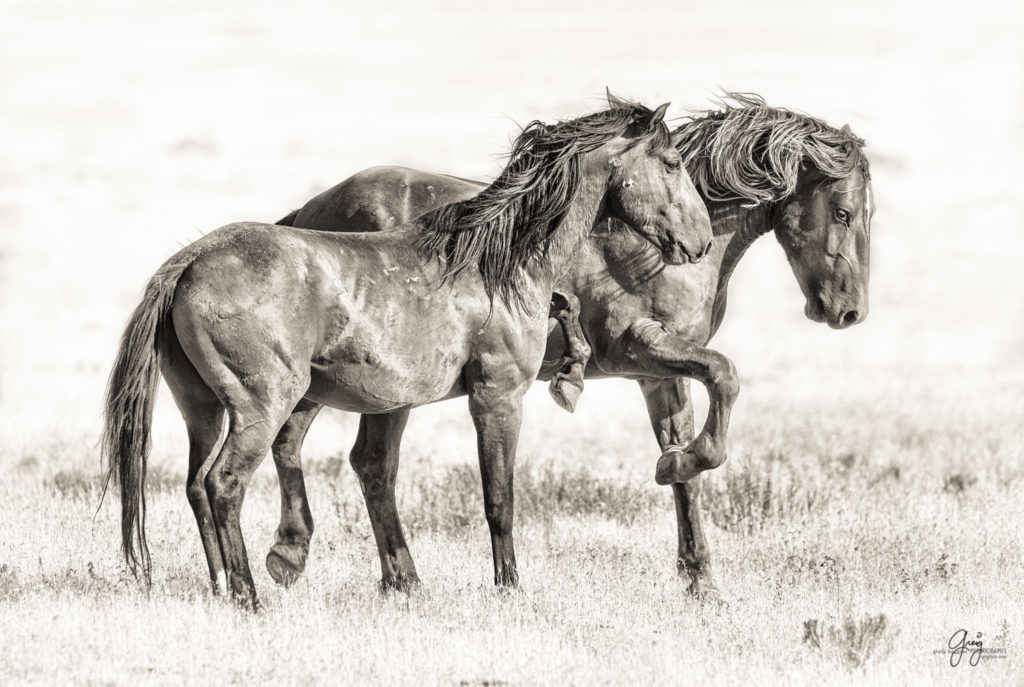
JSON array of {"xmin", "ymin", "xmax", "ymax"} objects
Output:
[
  {"xmin": 674, "ymin": 92, "xmax": 870, "ymax": 205},
  {"xmin": 417, "ymin": 101, "xmax": 671, "ymax": 308}
]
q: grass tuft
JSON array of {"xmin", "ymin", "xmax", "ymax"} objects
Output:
[
  {"xmin": 803, "ymin": 613, "xmax": 897, "ymax": 671},
  {"xmin": 703, "ymin": 459, "xmax": 827, "ymax": 533}
]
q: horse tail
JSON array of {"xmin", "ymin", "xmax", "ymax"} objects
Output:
[
  {"xmin": 275, "ymin": 209, "xmax": 299, "ymax": 226},
  {"xmin": 101, "ymin": 253, "xmax": 194, "ymax": 584}
]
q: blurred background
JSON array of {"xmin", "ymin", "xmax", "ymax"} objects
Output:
[{"xmin": 1, "ymin": 0, "xmax": 1021, "ymax": 474}]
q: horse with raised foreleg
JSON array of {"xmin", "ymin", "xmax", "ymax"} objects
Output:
[
  {"xmin": 101, "ymin": 100, "xmax": 714, "ymax": 607},
  {"xmin": 263, "ymin": 94, "xmax": 873, "ymax": 597}
]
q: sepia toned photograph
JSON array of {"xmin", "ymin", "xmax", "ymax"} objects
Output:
[{"xmin": 0, "ymin": 0, "xmax": 1021, "ymax": 684}]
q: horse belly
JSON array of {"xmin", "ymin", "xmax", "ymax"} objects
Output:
[{"xmin": 305, "ymin": 319, "xmax": 468, "ymax": 412}]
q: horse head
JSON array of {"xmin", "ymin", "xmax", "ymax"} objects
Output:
[
  {"xmin": 773, "ymin": 148, "xmax": 872, "ymax": 329},
  {"xmin": 601, "ymin": 98, "xmax": 712, "ymax": 265}
]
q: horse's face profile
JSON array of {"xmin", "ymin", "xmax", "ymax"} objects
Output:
[
  {"xmin": 603, "ymin": 106, "xmax": 713, "ymax": 265},
  {"xmin": 774, "ymin": 165, "xmax": 873, "ymax": 329}
]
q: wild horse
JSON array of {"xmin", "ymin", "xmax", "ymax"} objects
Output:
[
  {"xmin": 101, "ymin": 100, "xmax": 713, "ymax": 607},
  {"xmin": 265, "ymin": 94, "xmax": 873, "ymax": 596}
]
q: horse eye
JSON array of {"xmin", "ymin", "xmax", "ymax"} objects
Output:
[
  {"xmin": 665, "ymin": 159, "xmax": 681, "ymax": 172},
  {"xmin": 835, "ymin": 208, "xmax": 850, "ymax": 224}
]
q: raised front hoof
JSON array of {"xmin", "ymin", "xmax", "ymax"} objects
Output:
[
  {"xmin": 378, "ymin": 573, "xmax": 421, "ymax": 594},
  {"xmin": 655, "ymin": 445, "xmax": 705, "ymax": 485},
  {"xmin": 549, "ymin": 373, "xmax": 584, "ymax": 414},
  {"xmin": 266, "ymin": 543, "xmax": 309, "ymax": 587}
]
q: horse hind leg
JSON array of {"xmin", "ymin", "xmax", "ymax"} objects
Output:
[
  {"xmin": 639, "ymin": 378, "xmax": 720, "ymax": 600},
  {"xmin": 175, "ymin": 333, "xmax": 309, "ymax": 608},
  {"xmin": 266, "ymin": 398, "xmax": 323, "ymax": 587},
  {"xmin": 185, "ymin": 405, "xmax": 228, "ymax": 594},
  {"xmin": 162, "ymin": 336, "xmax": 229, "ymax": 594},
  {"xmin": 349, "ymin": 410, "xmax": 420, "ymax": 591},
  {"xmin": 547, "ymin": 291, "xmax": 590, "ymax": 413},
  {"xmin": 206, "ymin": 395, "xmax": 304, "ymax": 609}
]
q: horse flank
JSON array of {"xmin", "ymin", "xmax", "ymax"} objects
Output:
[
  {"xmin": 674, "ymin": 92, "xmax": 869, "ymax": 205},
  {"xmin": 417, "ymin": 103, "xmax": 672, "ymax": 309}
]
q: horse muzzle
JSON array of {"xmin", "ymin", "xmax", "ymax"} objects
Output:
[
  {"xmin": 808, "ymin": 293, "xmax": 867, "ymax": 329},
  {"xmin": 661, "ymin": 238, "xmax": 712, "ymax": 265}
]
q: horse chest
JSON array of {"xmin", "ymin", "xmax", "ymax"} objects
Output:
[{"xmin": 644, "ymin": 266, "xmax": 718, "ymax": 340}]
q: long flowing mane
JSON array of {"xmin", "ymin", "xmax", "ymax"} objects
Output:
[
  {"xmin": 417, "ymin": 102, "xmax": 671, "ymax": 307},
  {"xmin": 674, "ymin": 92, "xmax": 870, "ymax": 205}
]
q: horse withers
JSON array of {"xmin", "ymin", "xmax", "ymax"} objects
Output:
[{"xmin": 101, "ymin": 100, "xmax": 713, "ymax": 607}]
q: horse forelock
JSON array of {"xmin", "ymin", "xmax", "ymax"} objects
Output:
[
  {"xmin": 418, "ymin": 102, "xmax": 670, "ymax": 308},
  {"xmin": 674, "ymin": 92, "xmax": 870, "ymax": 206}
]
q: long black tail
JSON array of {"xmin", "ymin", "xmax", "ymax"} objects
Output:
[{"xmin": 100, "ymin": 254, "xmax": 195, "ymax": 584}]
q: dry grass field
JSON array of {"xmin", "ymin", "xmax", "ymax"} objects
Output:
[{"xmin": 1, "ymin": 1, "xmax": 1023, "ymax": 684}]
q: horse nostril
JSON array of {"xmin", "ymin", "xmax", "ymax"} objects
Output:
[
  {"xmin": 843, "ymin": 310, "xmax": 859, "ymax": 325},
  {"xmin": 684, "ymin": 240, "xmax": 713, "ymax": 263}
]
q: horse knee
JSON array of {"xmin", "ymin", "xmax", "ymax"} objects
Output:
[
  {"xmin": 484, "ymin": 502, "xmax": 513, "ymax": 535},
  {"xmin": 205, "ymin": 466, "xmax": 244, "ymax": 517},
  {"xmin": 689, "ymin": 433, "xmax": 727, "ymax": 471},
  {"xmin": 711, "ymin": 358, "xmax": 740, "ymax": 402},
  {"xmin": 351, "ymin": 438, "xmax": 396, "ymax": 490},
  {"xmin": 186, "ymin": 477, "xmax": 208, "ymax": 511},
  {"xmin": 270, "ymin": 440, "xmax": 298, "ymax": 469}
]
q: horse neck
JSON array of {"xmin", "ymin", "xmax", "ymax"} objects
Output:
[
  {"xmin": 709, "ymin": 198, "xmax": 773, "ymax": 306},
  {"xmin": 535, "ymin": 175, "xmax": 607, "ymax": 286}
]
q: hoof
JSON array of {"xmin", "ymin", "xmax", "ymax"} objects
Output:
[
  {"xmin": 549, "ymin": 369, "xmax": 584, "ymax": 413},
  {"xmin": 233, "ymin": 592, "xmax": 262, "ymax": 612},
  {"xmin": 495, "ymin": 583, "xmax": 524, "ymax": 598},
  {"xmin": 266, "ymin": 543, "xmax": 308, "ymax": 587},
  {"xmin": 228, "ymin": 577, "xmax": 261, "ymax": 612},
  {"xmin": 378, "ymin": 573, "xmax": 421, "ymax": 594},
  {"xmin": 494, "ymin": 568, "xmax": 520, "ymax": 589},
  {"xmin": 655, "ymin": 445, "xmax": 703, "ymax": 485},
  {"xmin": 687, "ymin": 578, "xmax": 722, "ymax": 603},
  {"xmin": 680, "ymin": 567, "xmax": 725, "ymax": 606}
]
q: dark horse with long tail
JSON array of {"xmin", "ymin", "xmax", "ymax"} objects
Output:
[
  {"xmin": 101, "ymin": 101, "xmax": 713, "ymax": 607},
  {"xmin": 261, "ymin": 94, "xmax": 873, "ymax": 597}
]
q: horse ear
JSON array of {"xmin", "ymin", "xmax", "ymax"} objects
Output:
[
  {"xmin": 643, "ymin": 102, "xmax": 670, "ymax": 131},
  {"xmin": 606, "ymin": 87, "xmax": 629, "ymax": 109},
  {"xmin": 840, "ymin": 123, "xmax": 852, "ymax": 135}
]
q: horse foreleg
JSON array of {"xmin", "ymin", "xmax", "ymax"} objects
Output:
[
  {"xmin": 638, "ymin": 377, "xmax": 719, "ymax": 599},
  {"xmin": 623, "ymin": 321, "xmax": 739, "ymax": 484},
  {"xmin": 266, "ymin": 398, "xmax": 323, "ymax": 587},
  {"xmin": 547, "ymin": 291, "xmax": 590, "ymax": 413},
  {"xmin": 349, "ymin": 410, "xmax": 419, "ymax": 591},
  {"xmin": 468, "ymin": 379, "xmax": 525, "ymax": 587}
]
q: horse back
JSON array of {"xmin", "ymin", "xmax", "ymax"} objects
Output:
[{"xmin": 285, "ymin": 166, "xmax": 484, "ymax": 234}]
